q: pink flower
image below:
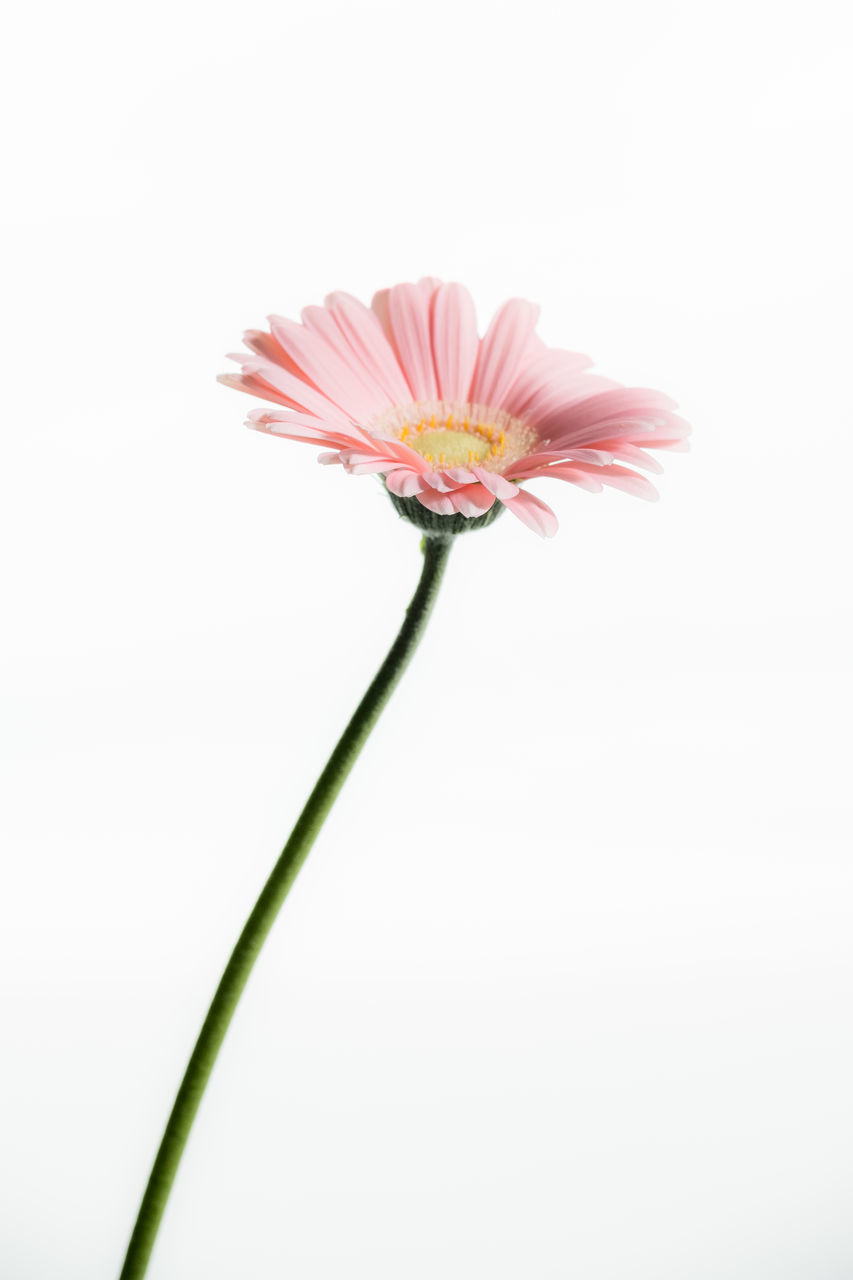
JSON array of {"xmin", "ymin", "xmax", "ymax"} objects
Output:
[{"xmin": 219, "ymin": 278, "xmax": 690, "ymax": 538}]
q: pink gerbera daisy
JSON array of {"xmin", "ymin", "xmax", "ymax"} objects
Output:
[{"xmin": 219, "ymin": 278, "xmax": 689, "ymax": 537}]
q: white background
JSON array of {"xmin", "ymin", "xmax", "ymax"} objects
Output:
[{"xmin": 2, "ymin": 0, "xmax": 852, "ymax": 1276}]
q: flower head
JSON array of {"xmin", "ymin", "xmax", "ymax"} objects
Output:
[{"xmin": 219, "ymin": 278, "xmax": 689, "ymax": 537}]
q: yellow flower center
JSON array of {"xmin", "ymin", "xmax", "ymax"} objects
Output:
[
  {"xmin": 400, "ymin": 414, "xmax": 506, "ymax": 468},
  {"xmin": 371, "ymin": 399, "xmax": 537, "ymax": 474}
]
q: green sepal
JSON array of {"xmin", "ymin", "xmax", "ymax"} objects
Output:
[{"xmin": 387, "ymin": 491, "xmax": 506, "ymax": 536}]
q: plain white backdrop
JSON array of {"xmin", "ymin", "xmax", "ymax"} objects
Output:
[{"xmin": 2, "ymin": 0, "xmax": 852, "ymax": 1276}]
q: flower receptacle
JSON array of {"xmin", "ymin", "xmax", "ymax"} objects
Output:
[{"xmin": 386, "ymin": 491, "xmax": 507, "ymax": 536}]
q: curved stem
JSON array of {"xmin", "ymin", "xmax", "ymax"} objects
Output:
[{"xmin": 119, "ymin": 534, "xmax": 453, "ymax": 1279}]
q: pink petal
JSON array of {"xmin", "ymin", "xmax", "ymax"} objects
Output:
[
  {"xmin": 370, "ymin": 287, "xmax": 393, "ymax": 344},
  {"xmin": 514, "ymin": 373, "xmax": 621, "ymax": 427},
  {"xmin": 373, "ymin": 436, "xmax": 432, "ymax": 470},
  {"xmin": 431, "ymin": 282, "xmax": 479, "ymax": 401},
  {"xmin": 471, "ymin": 298, "xmax": 540, "ymax": 406},
  {"xmin": 470, "ymin": 467, "xmax": 520, "ymax": 500},
  {"xmin": 324, "ymin": 291, "xmax": 412, "ymax": 404},
  {"xmin": 300, "ymin": 304, "xmax": 391, "ymax": 407},
  {"xmin": 245, "ymin": 408, "xmax": 367, "ymax": 449},
  {"xmin": 502, "ymin": 349, "xmax": 597, "ymax": 415},
  {"xmin": 606, "ymin": 413, "xmax": 692, "ymax": 449},
  {"xmin": 229, "ymin": 360, "xmax": 352, "ymax": 424},
  {"xmin": 247, "ymin": 419, "xmax": 349, "ymax": 449},
  {"xmin": 510, "ymin": 463, "xmax": 604, "ymax": 492},
  {"xmin": 217, "ymin": 372, "xmax": 293, "ymax": 408},
  {"xmin": 269, "ymin": 316, "xmax": 382, "ymax": 421},
  {"xmin": 242, "ymin": 329, "xmax": 297, "ymax": 370},
  {"xmin": 422, "ymin": 470, "xmax": 465, "ymax": 493},
  {"xmin": 651, "ymin": 438, "xmax": 691, "ymax": 452},
  {"xmin": 340, "ymin": 455, "xmax": 400, "ymax": 476},
  {"xmin": 505, "ymin": 448, "xmax": 614, "ymax": 479},
  {"xmin": 447, "ymin": 484, "xmax": 496, "ymax": 518},
  {"xmin": 542, "ymin": 388, "xmax": 678, "ymax": 445},
  {"xmin": 419, "ymin": 467, "xmax": 481, "ymax": 491},
  {"xmin": 385, "ymin": 282, "xmax": 440, "ymax": 400},
  {"xmin": 594, "ymin": 441, "xmax": 664, "ymax": 474},
  {"xmin": 552, "ymin": 415, "xmax": 689, "ymax": 452},
  {"xmin": 561, "ymin": 447, "xmax": 615, "ymax": 465},
  {"xmin": 596, "ymin": 465, "xmax": 660, "ymax": 501},
  {"xmin": 385, "ymin": 468, "xmax": 426, "ymax": 497},
  {"xmin": 416, "ymin": 487, "xmax": 456, "ymax": 517},
  {"xmin": 503, "ymin": 451, "xmax": 572, "ymax": 475},
  {"xmin": 443, "ymin": 466, "xmax": 479, "ymax": 485},
  {"xmin": 543, "ymin": 461, "xmax": 659, "ymax": 500},
  {"xmin": 501, "ymin": 489, "xmax": 559, "ymax": 537}
]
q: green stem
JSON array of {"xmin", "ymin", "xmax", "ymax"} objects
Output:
[{"xmin": 119, "ymin": 534, "xmax": 453, "ymax": 1279}]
